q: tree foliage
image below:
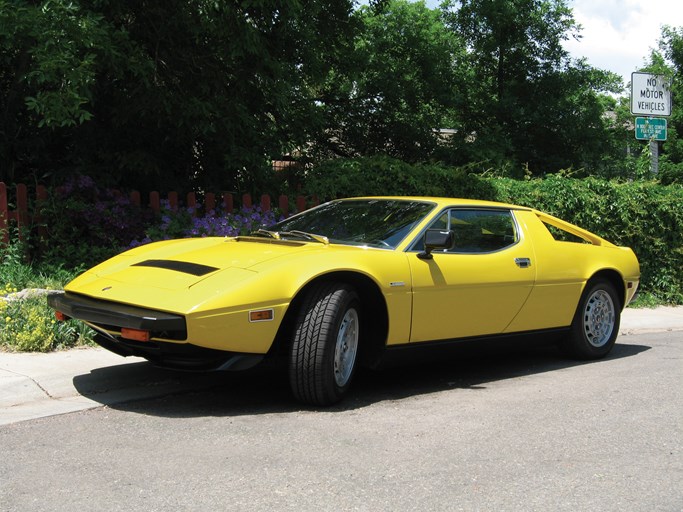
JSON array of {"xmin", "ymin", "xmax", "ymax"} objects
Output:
[
  {"xmin": 1, "ymin": 0, "xmax": 356, "ymax": 192},
  {"xmin": 440, "ymin": 0, "xmax": 624, "ymax": 174},
  {"xmin": 1, "ymin": 0, "xmax": 681, "ymax": 189},
  {"xmin": 312, "ymin": 1, "xmax": 465, "ymax": 162},
  {"xmin": 655, "ymin": 26, "xmax": 683, "ymax": 184},
  {"xmin": 0, "ymin": 1, "xmax": 109, "ymax": 182}
]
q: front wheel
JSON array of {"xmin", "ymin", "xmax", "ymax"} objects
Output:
[
  {"xmin": 289, "ymin": 282, "xmax": 361, "ymax": 406},
  {"xmin": 562, "ymin": 279, "xmax": 621, "ymax": 360}
]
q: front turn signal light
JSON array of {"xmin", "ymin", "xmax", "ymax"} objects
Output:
[
  {"xmin": 249, "ymin": 309, "xmax": 274, "ymax": 322},
  {"xmin": 121, "ymin": 328, "xmax": 151, "ymax": 342}
]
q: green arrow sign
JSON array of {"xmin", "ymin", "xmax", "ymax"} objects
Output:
[{"xmin": 635, "ymin": 117, "xmax": 667, "ymax": 141}]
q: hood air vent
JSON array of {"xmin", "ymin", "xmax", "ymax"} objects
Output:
[{"xmin": 132, "ymin": 259, "xmax": 219, "ymax": 276}]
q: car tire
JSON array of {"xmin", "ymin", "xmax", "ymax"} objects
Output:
[
  {"xmin": 563, "ymin": 278, "xmax": 621, "ymax": 360},
  {"xmin": 289, "ymin": 282, "xmax": 360, "ymax": 406}
]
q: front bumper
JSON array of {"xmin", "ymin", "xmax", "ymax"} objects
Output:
[
  {"xmin": 48, "ymin": 291, "xmax": 187, "ymax": 335},
  {"xmin": 48, "ymin": 292, "xmax": 263, "ymax": 371}
]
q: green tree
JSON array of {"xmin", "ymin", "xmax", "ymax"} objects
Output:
[
  {"xmin": 1, "ymin": 0, "xmax": 356, "ymax": 192},
  {"xmin": 441, "ymin": 0, "xmax": 623, "ymax": 175},
  {"xmin": 312, "ymin": 0, "xmax": 465, "ymax": 163},
  {"xmin": 655, "ymin": 26, "xmax": 683, "ymax": 184},
  {"xmin": 0, "ymin": 1, "xmax": 111, "ymax": 183}
]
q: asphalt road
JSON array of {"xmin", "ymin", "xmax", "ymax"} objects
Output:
[{"xmin": 1, "ymin": 331, "xmax": 681, "ymax": 512}]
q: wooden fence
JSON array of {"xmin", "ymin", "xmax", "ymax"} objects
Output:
[{"xmin": 0, "ymin": 182, "xmax": 317, "ymax": 245}]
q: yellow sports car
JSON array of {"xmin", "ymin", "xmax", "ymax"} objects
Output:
[{"xmin": 49, "ymin": 197, "xmax": 640, "ymax": 405}]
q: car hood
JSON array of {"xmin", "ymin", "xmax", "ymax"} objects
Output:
[
  {"xmin": 89, "ymin": 237, "xmax": 316, "ymax": 289},
  {"xmin": 67, "ymin": 237, "xmax": 317, "ymax": 295},
  {"xmin": 64, "ymin": 235, "xmax": 402, "ymax": 315}
]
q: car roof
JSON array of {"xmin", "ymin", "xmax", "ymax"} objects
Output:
[{"xmin": 338, "ymin": 196, "xmax": 532, "ymax": 211}]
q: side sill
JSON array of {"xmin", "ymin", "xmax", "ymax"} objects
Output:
[
  {"xmin": 374, "ymin": 327, "xmax": 571, "ymax": 368},
  {"xmin": 392, "ymin": 327, "xmax": 571, "ymax": 351}
]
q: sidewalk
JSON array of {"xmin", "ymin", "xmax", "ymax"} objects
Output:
[
  {"xmin": 0, "ymin": 349, "xmax": 223, "ymax": 426},
  {"xmin": 1, "ymin": 306, "xmax": 682, "ymax": 426},
  {"xmin": 618, "ymin": 305, "xmax": 683, "ymax": 334}
]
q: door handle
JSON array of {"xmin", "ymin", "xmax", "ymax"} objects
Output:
[{"xmin": 515, "ymin": 257, "xmax": 532, "ymax": 268}]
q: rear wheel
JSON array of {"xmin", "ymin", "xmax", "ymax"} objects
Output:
[
  {"xmin": 289, "ymin": 282, "xmax": 360, "ymax": 406},
  {"xmin": 563, "ymin": 279, "xmax": 621, "ymax": 359}
]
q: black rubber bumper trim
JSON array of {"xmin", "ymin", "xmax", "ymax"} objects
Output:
[
  {"xmin": 90, "ymin": 331, "xmax": 265, "ymax": 372},
  {"xmin": 48, "ymin": 291, "xmax": 186, "ymax": 332}
]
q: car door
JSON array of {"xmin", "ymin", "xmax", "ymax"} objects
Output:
[{"xmin": 408, "ymin": 208, "xmax": 536, "ymax": 342}]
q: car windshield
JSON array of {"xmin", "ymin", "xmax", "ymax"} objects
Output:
[{"xmin": 266, "ymin": 199, "xmax": 435, "ymax": 249}]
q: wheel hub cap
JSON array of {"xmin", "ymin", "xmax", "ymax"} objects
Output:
[
  {"xmin": 583, "ymin": 290, "xmax": 615, "ymax": 348},
  {"xmin": 334, "ymin": 308, "xmax": 359, "ymax": 387}
]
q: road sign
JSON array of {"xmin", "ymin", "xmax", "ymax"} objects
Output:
[
  {"xmin": 635, "ymin": 117, "xmax": 667, "ymax": 141},
  {"xmin": 631, "ymin": 72, "xmax": 671, "ymax": 116}
]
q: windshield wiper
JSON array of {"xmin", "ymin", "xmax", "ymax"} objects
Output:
[
  {"xmin": 280, "ymin": 230, "xmax": 329, "ymax": 244},
  {"xmin": 250, "ymin": 229, "xmax": 329, "ymax": 244},
  {"xmin": 252, "ymin": 229, "xmax": 281, "ymax": 239}
]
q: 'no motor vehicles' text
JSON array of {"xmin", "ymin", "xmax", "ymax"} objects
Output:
[{"xmin": 631, "ymin": 73, "xmax": 671, "ymax": 116}]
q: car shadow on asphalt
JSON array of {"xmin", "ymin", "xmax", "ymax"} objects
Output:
[
  {"xmin": 73, "ymin": 339, "xmax": 650, "ymax": 418},
  {"xmin": 351, "ymin": 340, "xmax": 650, "ymax": 405}
]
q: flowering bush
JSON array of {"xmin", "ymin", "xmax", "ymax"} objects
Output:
[
  {"xmin": 40, "ymin": 175, "xmax": 152, "ymax": 268},
  {"xmin": 130, "ymin": 201, "xmax": 285, "ymax": 247}
]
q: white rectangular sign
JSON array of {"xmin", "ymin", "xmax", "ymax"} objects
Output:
[{"xmin": 631, "ymin": 72, "xmax": 671, "ymax": 116}]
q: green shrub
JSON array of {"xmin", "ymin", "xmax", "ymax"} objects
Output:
[
  {"xmin": 303, "ymin": 155, "xmax": 497, "ymax": 200},
  {"xmin": 303, "ymin": 157, "xmax": 682, "ymax": 303},
  {"xmin": 2, "ymin": 163, "xmax": 681, "ymax": 354},
  {"xmin": 491, "ymin": 176, "xmax": 683, "ymax": 303}
]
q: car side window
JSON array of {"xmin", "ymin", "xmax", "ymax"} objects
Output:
[
  {"xmin": 411, "ymin": 209, "xmax": 519, "ymax": 253},
  {"xmin": 412, "ymin": 209, "xmax": 518, "ymax": 253},
  {"xmin": 449, "ymin": 210, "xmax": 518, "ymax": 253}
]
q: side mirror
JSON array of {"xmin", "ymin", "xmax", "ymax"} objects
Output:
[{"xmin": 418, "ymin": 229, "xmax": 454, "ymax": 260}]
